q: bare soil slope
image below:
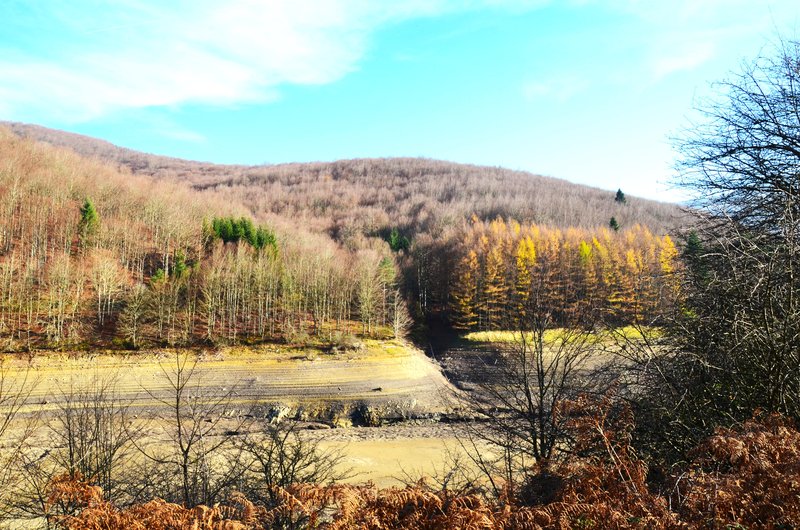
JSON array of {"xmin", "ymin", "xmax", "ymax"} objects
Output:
[{"xmin": 9, "ymin": 340, "xmax": 456, "ymax": 419}]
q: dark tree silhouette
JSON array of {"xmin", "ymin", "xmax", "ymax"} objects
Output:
[{"xmin": 631, "ymin": 38, "xmax": 800, "ymax": 467}]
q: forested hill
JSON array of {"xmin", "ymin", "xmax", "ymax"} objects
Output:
[
  {"xmin": 3, "ymin": 122, "xmax": 682, "ymax": 240},
  {"xmin": 0, "ymin": 127, "xmax": 411, "ymax": 351}
]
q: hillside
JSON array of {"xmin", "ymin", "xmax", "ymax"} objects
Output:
[
  {"xmin": 0, "ymin": 127, "xmax": 403, "ymax": 351},
  {"xmin": 3, "ymin": 122, "xmax": 682, "ymax": 241},
  {"xmin": 1, "ymin": 122, "xmax": 685, "ymax": 333}
]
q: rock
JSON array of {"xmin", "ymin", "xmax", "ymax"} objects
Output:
[
  {"xmin": 267, "ymin": 404, "xmax": 292, "ymax": 424},
  {"xmin": 332, "ymin": 417, "xmax": 353, "ymax": 429},
  {"xmin": 352, "ymin": 402, "xmax": 382, "ymax": 427},
  {"xmin": 303, "ymin": 422, "xmax": 331, "ymax": 430}
]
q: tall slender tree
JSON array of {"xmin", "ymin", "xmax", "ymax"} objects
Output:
[{"xmin": 77, "ymin": 198, "xmax": 100, "ymax": 248}]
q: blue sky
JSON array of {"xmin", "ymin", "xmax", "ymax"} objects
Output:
[{"xmin": 1, "ymin": 1, "xmax": 798, "ymax": 201}]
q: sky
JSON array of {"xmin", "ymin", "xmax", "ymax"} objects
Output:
[{"xmin": 1, "ymin": 1, "xmax": 798, "ymax": 202}]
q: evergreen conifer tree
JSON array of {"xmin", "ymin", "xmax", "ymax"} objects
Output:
[{"xmin": 77, "ymin": 198, "xmax": 100, "ymax": 247}]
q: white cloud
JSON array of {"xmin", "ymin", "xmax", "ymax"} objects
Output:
[
  {"xmin": 2, "ymin": 0, "xmax": 795, "ymax": 122},
  {"xmin": 5, "ymin": 3, "xmax": 303, "ymax": 119},
  {"xmin": 615, "ymin": 0, "xmax": 799, "ymax": 81},
  {"xmin": 0, "ymin": 0, "xmax": 550, "ymax": 122},
  {"xmin": 0, "ymin": 1, "xmax": 370, "ymax": 121},
  {"xmin": 650, "ymin": 41, "xmax": 717, "ymax": 80},
  {"xmin": 563, "ymin": 0, "xmax": 798, "ymax": 86}
]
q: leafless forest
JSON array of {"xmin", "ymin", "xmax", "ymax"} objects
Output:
[
  {"xmin": 3, "ymin": 122, "xmax": 680, "ymax": 239},
  {"xmin": 0, "ymin": 129, "xmax": 407, "ymax": 350},
  {"xmin": 2, "ymin": 121, "xmax": 683, "ymax": 336}
]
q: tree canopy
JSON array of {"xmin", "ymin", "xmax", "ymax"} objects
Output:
[
  {"xmin": 209, "ymin": 216, "xmax": 277, "ymax": 251},
  {"xmin": 77, "ymin": 197, "xmax": 99, "ymax": 244}
]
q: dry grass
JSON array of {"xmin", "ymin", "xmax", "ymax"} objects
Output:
[
  {"xmin": 50, "ymin": 410, "xmax": 800, "ymax": 529},
  {"xmin": 462, "ymin": 326, "xmax": 661, "ymax": 346}
]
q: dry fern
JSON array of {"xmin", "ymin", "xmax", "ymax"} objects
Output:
[{"xmin": 46, "ymin": 409, "xmax": 800, "ymax": 529}]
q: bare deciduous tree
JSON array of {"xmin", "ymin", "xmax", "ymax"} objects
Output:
[
  {"xmin": 0, "ymin": 361, "xmax": 36, "ymax": 522},
  {"xmin": 459, "ymin": 261, "xmax": 614, "ymax": 498},
  {"xmin": 118, "ymin": 284, "xmax": 148, "ymax": 348},
  {"xmin": 135, "ymin": 353, "xmax": 247, "ymax": 507},
  {"xmin": 48, "ymin": 374, "xmax": 138, "ymax": 503},
  {"xmin": 238, "ymin": 420, "xmax": 348, "ymax": 503},
  {"xmin": 632, "ymin": 38, "xmax": 800, "ymax": 466},
  {"xmin": 90, "ymin": 251, "xmax": 124, "ymax": 327},
  {"xmin": 391, "ymin": 289, "xmax": 413, "ymax": 339}
]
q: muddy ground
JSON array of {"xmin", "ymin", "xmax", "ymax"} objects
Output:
[{"xmin": 0, "ymin": 333, "xmax": 614, "ymax": 487}]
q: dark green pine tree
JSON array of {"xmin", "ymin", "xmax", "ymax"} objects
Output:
[
  {"xmin": 609, "ymin": 216, "xmax": 620, "ymax": 231},
  {"xmin": 253, "ymin": 227, "xmax": 277, "ymax": 251},
  {"xmin": 78, "ymin": 198, "xmax": 100, "ymax": 246},
  {"xmin": 238, "ymin": 217, "xmax": 256, "ymax": 246},
  {"xmin": 231, "ymin": 218, "xmax": 245, "ymax": 242},
  {"xmin": 615, "ymin": 188, "xmax": 627, "ymax": 204},
  {"xmin": 213, "ymin": 217, "xmax": 235, "ymax": 243},
  {"xmin": 172, "ymin": 251, "xmax": 188, "ymax": 279},
  {"xmin": 209, "ymin": 215, "xmax": 276, "ymax": 250},
  {"xmin": 682, "ymin": 231, "xmax": 707, "ymax": 283},
  {"xmin": 388, "ymin": 228, "xmax": 410, "ymax": 252}
]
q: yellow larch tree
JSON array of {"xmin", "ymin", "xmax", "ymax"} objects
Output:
[
  {"xmin": 483, "ymin": 238, "xmax": 508, "ymax": 330},
  {"xmin": 451, "ymin": 249, "xmax": 480, "ymax": 329},
  {"xmin": 577, "ymin": 239, "xmax": 598, "ymax": 312},
  {"xmin": 658, "ymin": 234, "xmax": 681, "ymax": 303},
  {"xmin": 514, "ymin": 236, "xmax": 537, "ymax": 323}
]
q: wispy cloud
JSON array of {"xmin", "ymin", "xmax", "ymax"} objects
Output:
[
  {"xmin": 650, "ymin": 41, "xmax": 717, "ymax": 80},
  {"xmin": 604, "ymin": 0, "xmax": 799, "ymax": 81},
  {"xmin": 151, "ymin": 120, "xmax": 208, "ymax": 144},
  {"xmin": 0, "ymin": 0, "xmax": 548, "ymax": 122},
  {"xmin": 0, "ymin": 1, "xmax": 368, "ymax": 121},
  {"xmin": 518, "ymin": 0, "xmax": 798, "ymax": 101},
  {"xmin": 1, "ymin": 0, "xmax": 795, "ymax": 123}
]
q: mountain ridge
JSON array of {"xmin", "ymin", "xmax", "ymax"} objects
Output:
[
  {"xmin": 3, "ymin": 120, "xmax": 667, "ymax": 198},
  {"xmin": 2, "ymin": 121, "xmax": 682, "ymax": 237}
]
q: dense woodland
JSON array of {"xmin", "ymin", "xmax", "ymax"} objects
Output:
[
  {"xmin": 0, "ymin": 126, "xmax": 675, "ymax": 350},
  {"xmin": 1, "ymin": 122, "xmax": 682, "ymax": 238},
  {"xmin": 448, "ymin": 218, "xmax": 678, "ymax": 329},
  {"xmin": 0, "ymin": 130, "xmax": 407, "ymax": 350}
]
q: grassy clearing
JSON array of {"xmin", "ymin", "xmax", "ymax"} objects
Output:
[{"xmin": 462, "ymin": 326, "xmax": 661, "ymax": 346}]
